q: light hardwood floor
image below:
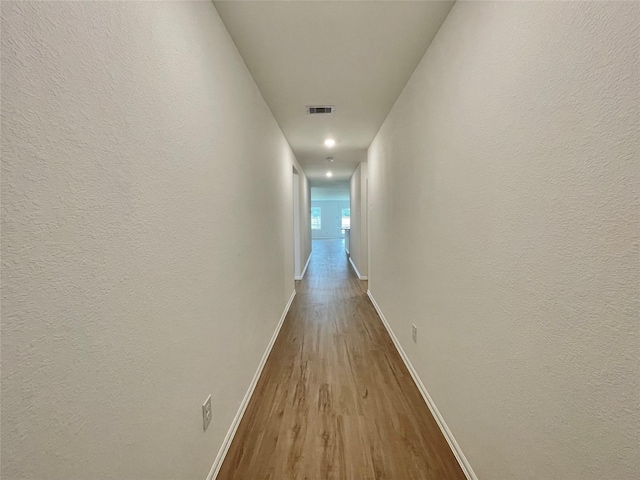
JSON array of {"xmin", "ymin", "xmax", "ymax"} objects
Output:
[{"xmin": 217, "ymin": 239, "xmax": 466, "ymax": 480}]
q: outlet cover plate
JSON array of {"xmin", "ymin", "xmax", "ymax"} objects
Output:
[{"xmin": 203, "ymin": 394, "xmax": 212, "ymax": 431}]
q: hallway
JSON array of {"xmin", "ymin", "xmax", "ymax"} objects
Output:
[
  {"xmin": 3, "ymin": 2, "xmax": 638, "ymax": 479},
  {"xmin": 218, "ymin": 240, "xmax": 465, "ymax": 479}
]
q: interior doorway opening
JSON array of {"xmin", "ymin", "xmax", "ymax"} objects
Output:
[
  {"xmin": 310, "ymin": 184, "xmax": 350, "ymax": 241},
  {"xmin": 293, "ymin": 167, "xmax": 301, "ymax": 279}
]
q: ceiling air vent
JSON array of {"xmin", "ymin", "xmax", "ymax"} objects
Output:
[{"xmin": 306, "ymin": 105, "xmax": 335, "ymax": 115}]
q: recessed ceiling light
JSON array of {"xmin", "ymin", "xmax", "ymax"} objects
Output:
[
  {"xmin": 326, "ymin": 172, "xmax": 333, "ymax": 178},
  {"xmin": 324, "ymin": 138, "xmax": 336, "ymax": 148}
]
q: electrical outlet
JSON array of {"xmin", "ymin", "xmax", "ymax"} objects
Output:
[
  {"xmin": 202, "ymin": 395, "xmax": 212, "ymax": 431},
  {"xmin": 412, "ymin": 324, "xmax": 417, "ymax": 343}
]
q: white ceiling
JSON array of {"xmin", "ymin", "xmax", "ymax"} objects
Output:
[{"xmin": 213, "ymin": 0, "xmax": 454, "ymax": 185}]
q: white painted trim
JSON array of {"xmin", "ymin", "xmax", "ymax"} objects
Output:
[
  {"xmin": 294, "ymin": 252, "xmax": 312, "ymax": 281},
  {"xmin": 206, "ymin": 290, "xmax": 297, "ymax": 480},
  {"xmin": 348, "ymin": 256, "xmax": 368, "ymax": 280},
  {"xmin": 366, "ymin": 290, "xmax": 478, "ymax": 480}
]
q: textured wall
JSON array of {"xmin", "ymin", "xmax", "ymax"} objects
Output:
[
  {"xmin": 1, "ymin": 2, "xmax": 306, "ymax": 479},
  {"xmin": 368, "ymin": 2, "xmax": 639, "ymax": 479},
  {"xmin": 349, "ymin": 163, "xmax": 368, "ymax": 276}
]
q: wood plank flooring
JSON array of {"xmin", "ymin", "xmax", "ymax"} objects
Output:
[{"xmin": 217, "ymin": 239, "xmax": 466, "ymax": 480}]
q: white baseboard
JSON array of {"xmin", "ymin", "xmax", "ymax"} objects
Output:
[
  {"xmin": 206, "ymin": 290, "xmax": 296, "ymax": 480},
  {"xmin": 294, "ymin": 253, "xmax": 312, "ymax": 281},
  {"xmin": 348, "ymin": 256, "xmax": 368, "ymax": 280},
  {"xmin": 366, "ymin": 290, "xmax": 478, "ymax": 480}
]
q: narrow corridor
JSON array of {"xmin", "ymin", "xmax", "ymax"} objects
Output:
[{"xmin": 218, "ymin": 239, "xmax": 465, "ymax": 479}]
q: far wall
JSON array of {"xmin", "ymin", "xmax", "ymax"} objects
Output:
[
  {"xmin": 311, "ymin": 186, "xmax": 350, "ymax": 201},
  {"xmin": 311, "ymin": 200, "xmax": 350, "ymax": 239}
]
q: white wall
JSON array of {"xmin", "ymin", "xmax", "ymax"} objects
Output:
[
  {"xmin": 368, "ymin": 2, "xmax": 639, "ymax": 480},
  {"xmin": 310, "ymin": 186, "xmax": 350, "ymax": 201},
  {"xmin": 311, "ymin": 200, "xmax": 350, "ymax": 239},
  {"xmin": 349, "ymin": 163, "xmax": 368, "ymax": 277},
  {"xmin": 1, "ymin": 2, "xmax": 308, "ymax": 479}
]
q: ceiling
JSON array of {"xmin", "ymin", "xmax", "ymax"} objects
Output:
[{"xmin": 213, "ymin": 0, "xmax": 454, "ymax": 185}]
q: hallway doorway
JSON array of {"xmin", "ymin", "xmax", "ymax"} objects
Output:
[
  {"xmin": 293, "ymin": 168, "xmax": 301, "ymax": 279},
  {"xmin": 310, "ymin": 185, "xmax": 350, "ymax": 241}
]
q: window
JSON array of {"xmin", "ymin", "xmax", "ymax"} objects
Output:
[
  {"xmin": 311, "ymin": 207, "xmax": 321, "ymax": 230},
  {"xmin": 341, "ymin": 208, "xmax": 350, "ymax": 229}
]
